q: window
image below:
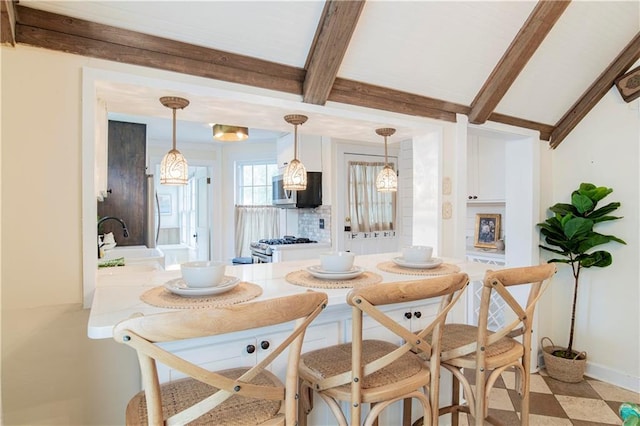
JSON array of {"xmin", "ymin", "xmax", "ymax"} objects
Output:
[
  {"xmin": 235, "ymin": 161, "xmax": 280, "ymax": 257},
  {"xmin": 237, "ymin": 162, "xmax": 278, "ymax": 205},
  {"xmin": 348, "ymin": 161, "xmax": 396, "ymax": 232}
]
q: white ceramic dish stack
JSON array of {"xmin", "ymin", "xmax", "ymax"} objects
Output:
[
  {"xmin": 392, "ymin": 257, "xmax": 443, "ymax": 269},
  {"xmin": 181, "ymin": 261, "xmax": 227, "ymax": 288},
  {"xmin": 306, "ymin": 265, "xmax": 364, "ymax": 280},
  {"xmin": 165, "ymin": 276, "xmax": 240, "ymax": 296}
]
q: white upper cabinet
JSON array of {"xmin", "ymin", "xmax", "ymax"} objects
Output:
[
  {"xmin": 277, "ymin": 132, "xmax": 323, "ymax": 172},
  {"xmin": 467, "ymin": 133, "xmax": 505, "ymax": 202}
]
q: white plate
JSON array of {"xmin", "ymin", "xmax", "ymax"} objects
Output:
[
  {"xmin": 306, "ymin": 265, "xmax": 364, "ymax": 280},
  {"xmin": 307, "ymin": 265, "xmax": 361, "ymax": 275},
  {"xmin": 392, "ymin": 257, "xmax": 443, "ymax": 269},
  {"xmin": 164, "ymin": 276, "xmax": 240, "ymax": 297}
]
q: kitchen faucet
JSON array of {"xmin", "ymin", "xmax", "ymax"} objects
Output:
[{"xmin": 97, "ymin": 216, "xmax": 130, "ymax": 258}]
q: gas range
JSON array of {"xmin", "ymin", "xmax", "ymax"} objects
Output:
[{"xmin": 250, "ymin": 236, "xmax": 319, "ymax": 262}]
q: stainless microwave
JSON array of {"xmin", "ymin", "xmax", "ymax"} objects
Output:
[{"xmin": 272, "ymin": 172, "xmax": 322, "ymax": 208}]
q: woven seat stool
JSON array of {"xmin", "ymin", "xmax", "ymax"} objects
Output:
[
  {"xmin": 433, "ymin": 264, "xmax": 556, "ymax": 426},
  {"xmin": 298, "ymin": 273, "xmax": 469, "ymax": 426},
  {"xmin": 114, "ymin": 291, "xmax": 327, "ymax": 425}
]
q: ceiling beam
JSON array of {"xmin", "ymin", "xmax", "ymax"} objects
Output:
[
  {"xmin": 330, "ymin": 78, "xmax": 466, "ymax": 122},
  {"xmin": 487, "ymin": 112, "xmax": 554, "ymax": 141},
  {"xmin": 468, "ymin": 0, "xmax": 570, "ymax": 125},
  {"xmin": 550, "ymin": 31, "xmax": 640, "ymax": 149},
  {"xmin": 15, "ymin": 6, "xmax": 305, "ymax": 94},
  {"xmin": 0, "ymin": 0, "xmax": 17, "ymax": 46},
  {"xmin": 13, "ymin": 5, "xmax": 556, "ymax": 138},
  {"xmin": 303, "ymin": 0, "xmax": 365, "ymax": 105}
]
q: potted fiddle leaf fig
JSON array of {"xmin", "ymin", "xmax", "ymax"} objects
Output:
[{"xmin": 537, "ymin": 183, "xmax": 626, "ymax": 382}]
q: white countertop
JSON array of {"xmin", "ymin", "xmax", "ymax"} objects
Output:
[{"xmin": 88, "ymin": 253, "xmax": 493, "ymax": 339}]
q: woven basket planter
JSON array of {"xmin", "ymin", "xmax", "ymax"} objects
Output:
[{"xmin": 541, "ymin": 337, "xmax": 587, "ymax": 383}]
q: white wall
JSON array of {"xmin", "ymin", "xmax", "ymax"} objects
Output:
[
  {"xmin": 2, "ymin": 45, "xmax": 142, "ymax": 425},
  {"xmin": 2, "ymin": 41, "xmax": 638, "ymax": 426},
  {"xmin": 539, "ymin": 86, "xmax": 639, "ymax": 391}
]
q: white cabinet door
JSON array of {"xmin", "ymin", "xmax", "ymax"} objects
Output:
[
  {"xmin": 277, "ymin": 133, "xmax": 323, "ymax": 172},
  {"xmin": 467, "ymin": 134, "xmax": 506, "ymax": 202}
]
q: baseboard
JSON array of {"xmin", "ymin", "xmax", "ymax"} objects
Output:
[
  {"xmin": 585, "ymin": 361, "xmax": 640, "ymax": 393},
  {"xmin": 538, "ymin": 350, "xmax": 639, "ymax": 393}
]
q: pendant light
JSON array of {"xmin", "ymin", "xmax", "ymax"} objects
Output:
[
  {"xmin": 375, "ymin": 127, "xmax": 398, "ymax": 192},
  {"xmin": 282, "ymin": 114, "xmax": 308, "ymax": 191},
  {"xmin": 212, "ymin": 124, "xmax": 249, "ymax": 142},
  {"xmin": 159, "ymin": 96, "xmax": 189, "ymax": 185}
]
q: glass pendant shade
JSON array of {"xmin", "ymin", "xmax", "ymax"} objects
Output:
[
  {"xmin": 283, "ymin": 158, "xmax": 307, "ymax": 190},
  {"xmin": 376, "ymin": 164, "xmax": 398, "ymax": 192},
  {"xmin": 160, "ymin": 149, "xmax": 188, "ymax": 185},
  {"xmin": 159, "ymin": 96, "xmax": 189, "ymax": 186},
  {"xmin": 283, "ymin": 114, "xmax": 308, "ymax": 191},
  {"xmin": 375, "ymin": 127, "xmax": 398, "ymax": 192}
]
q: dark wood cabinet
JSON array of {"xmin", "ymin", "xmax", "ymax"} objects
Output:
[{"xmin": 98, "ymin": 121, "xmax": 147, "ymax": 246}]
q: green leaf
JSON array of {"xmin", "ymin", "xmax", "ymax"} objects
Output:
[
  {"xmin": 578, "ymin": 183, "xmax": 612, "ymax": 203},
  {"xmin": 547, "ymin": 258, "xmax": 572, "ymax": 264},
  {"xmin": 549, "ymin": 203, "xmax": 578, "ymax": 216},
  {"xmin": 588, "ymin": 202, "xmax": 622, "ymax": 220},
  {"xmin": 572, "ymin": 193, "xmax": 594, "ymax": 214},
  {"xmin": 564, "ymin": 217, "xmax": 594, "ymax": 240},
  {"xmin": 577, "ymin": 251, "xmax": 612, "ymax": 268},
  {"xmin": 560, "ymin": 213, "xmax": 575, "ymax": 228},
  {"xmin": 592, "ymin": 215, "xmax": 623, "ymax": 224},
  {"xmin": 539, "ymin": 244, "xmax": 568, "ymax": 255}
]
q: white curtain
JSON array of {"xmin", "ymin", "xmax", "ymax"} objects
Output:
[
  {"xmin": 234, "ymin": 205, "xmax": 280, "ymax": 257},
  {"xmin": 348, "ymin": 161, "xmax": 396, "ymax": 232}
]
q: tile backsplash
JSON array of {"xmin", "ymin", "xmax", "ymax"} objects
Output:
[{"xmin": 298, "ymin": 205, "xmax": 331, "ymax": 243}]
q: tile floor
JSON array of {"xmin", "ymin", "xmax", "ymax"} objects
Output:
[{"xmin": 449, "ymin": 368, "xmax": 639, "ymax": 425}]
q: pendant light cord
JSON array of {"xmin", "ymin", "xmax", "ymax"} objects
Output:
[
  {"xmin": 172, "ymin": 108, "xmax": 177, "ymax": 150},
  {"xmin": 384, "ymin": 135, "xmax": 388, "ymax": 166},
  {"xmin": 293, "ymin": 123, "xmax": 298, "ymax": 160}
]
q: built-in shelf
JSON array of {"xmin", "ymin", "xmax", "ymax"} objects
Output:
[
  {"xmin": 466, "ymin": 200, "xmax": 505, "ymax": 205},
  {"xmin": 466, "ymin": 246, "xmax": 505, "ymax": 262}
]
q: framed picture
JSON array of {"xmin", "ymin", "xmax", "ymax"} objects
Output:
[
  {"xmin": 158, "ymin": 194, "xmax": 172, "ymax": 215},
  {"xmin": 474, "ymin": 213, "xmax": 501, "ymax": 248}
]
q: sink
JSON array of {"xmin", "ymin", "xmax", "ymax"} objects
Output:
[
  {"xmin": 97, "ymin": 263, "xmax": 162, "ymax": 276},
  {"xmin": 100, "ymin": 246, "xmax": 165, "ymax": 268}
]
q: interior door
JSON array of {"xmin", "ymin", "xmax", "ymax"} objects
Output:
[
  {"xmin": 195, "ymin": 170, "xmax": 210, "ymax": 261},
  {"xmin": 340, "ymin": 153, "xmax": 399, "ymax": 255}
]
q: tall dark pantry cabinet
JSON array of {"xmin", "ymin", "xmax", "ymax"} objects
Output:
[{"xmin": 98, "ymin": 120, "xmax": 148, "ymax": 246}]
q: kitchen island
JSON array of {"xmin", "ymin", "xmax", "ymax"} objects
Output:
[{"xmin": 88, "ymin": 252, "xmax": 495, "ymax": 425}]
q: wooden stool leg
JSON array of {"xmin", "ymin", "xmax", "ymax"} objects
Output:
[
  {"xmin": 298, "ymin": 380, "xmax": 313, "ymax": 426},
  {"xmin": 451, "ymin": 373, "xmax": 460, "ymax": 426},
  {"xmin": 403, "ymin": 398, "xmax": 412, "ymax": 426}
]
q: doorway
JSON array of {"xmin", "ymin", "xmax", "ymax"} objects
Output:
[
  {"xmin": 338, "ymin": 152, "xmax": 400, "ymax": 255},
  {"xmin": 155, "ymin": 165, "xmax": 211, "ymax": 269}
]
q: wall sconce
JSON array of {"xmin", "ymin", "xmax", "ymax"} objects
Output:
[
  {"xmin": 212, "ymin": 124, "xmax": 249, "ymax": 142},
  {"xmin": 282, "ymin": 114, "xmax": 308, "ymax": 191},
  {"xmin": 375, "ymin": 127, "xmax": 397, "ymax": 192},
  {"xmin": 159, "ymin": 96, "xmax": 189, "ymax": 185}
]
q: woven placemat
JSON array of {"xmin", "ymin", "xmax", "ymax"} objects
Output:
[
  {"xmin": 285, "ymin": 270, "xmax": 383, "ymax": 289},
  {"xmin": 140, "ymin": 282, "xmax": 263, "ymax": 309},
  {"xmin": 376, "ymin": 261, "xmax": 461, "ymax": 276}
]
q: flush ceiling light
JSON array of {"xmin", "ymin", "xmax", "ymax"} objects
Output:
[
  {"xmin": 375, "ymin": 127, "xmax": 398, "ymax": 192},
  {"xmin": 282, "ymin": 114, "xmax": 308, "ymax": 191},
  {"xmin": 212, "ymin": 124, "xmax": 249, "ymax": 142},
  {"xmin": 159, "ymin": 96, "xmax": 189, "ymax": 185}
]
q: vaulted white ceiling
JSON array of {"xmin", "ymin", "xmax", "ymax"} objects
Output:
[{"xmin": 10, "ymin": 1, "xmax": 640, "ymax": 145}]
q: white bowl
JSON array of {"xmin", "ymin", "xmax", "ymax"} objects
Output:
[
  {"xmin": 402, "ymin": 246, "xmax": 433, "ymax": 263},
  {"xmin": 320, "ymin": 251, "xmax": 355, "ymax": 272},
  {"xmin": 181, "ymin": 261, "xmax": 226, "ymax": 288}
]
